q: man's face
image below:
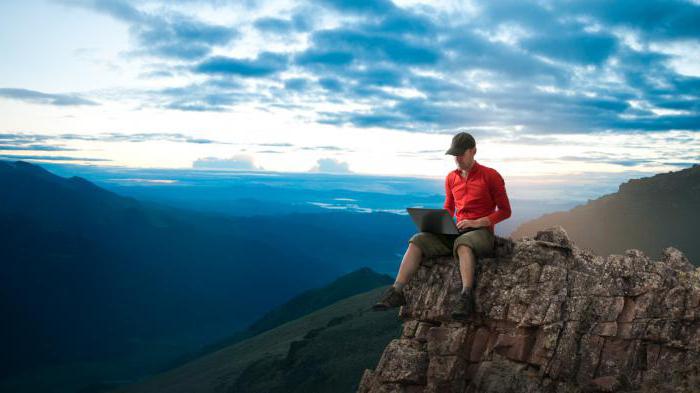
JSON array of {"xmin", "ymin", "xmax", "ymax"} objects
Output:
[{"xmin": 454, "ymin": 147, "xmax": 476, "ymax": 169}]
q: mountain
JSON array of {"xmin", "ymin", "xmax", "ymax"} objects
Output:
[
  {"xmin": 0, "ymin": 160, "xmax": 335, "ymax": 379},
  {"xmin": 246, "ymin": 266, "xmax": 394, "ymax": 334},
  {"xmin": 510, "ymin": 164, "xmax": 700, "ymax": 265},
  {"xmin": 358, "ymin": 227, "xmax": 700, "ymax": 392},
  {"xmin": 111, "ymin": 285, "xmax": 403, "ymax": 393},
  {"xmin": 159, "ymin": 266, "xmax": 394, "ymax": 372},
  {"xmin": 0, "ymin": 160, "xmax": 414, "ymax": 391}
]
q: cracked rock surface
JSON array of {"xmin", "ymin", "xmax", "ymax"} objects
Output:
[{"xmin": 357, "ymin": 226, "xmax": 700, "ymax": 393}]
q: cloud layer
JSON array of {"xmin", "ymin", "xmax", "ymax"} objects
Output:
[{"xmin": 41, "ymin": 0, "xmax": 699, "ymax": 137}]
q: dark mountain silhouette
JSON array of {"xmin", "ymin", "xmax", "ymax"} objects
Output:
[
  {"xmin": 511, "ymin": 164, "xmax": 699, "ymax": 264},
  {"xmin": 0, "ymin": 160, "xmax": 332, "ymax": 378},
  {"xmin": 247, "ymin": 266, "xmax": 394, "ymax": 334},
  {"xmin": 111, "ymin": 283, "xmax": 403, "ymax": 393},
  {"xmin": 0, "ymin": 160, "xmax": 414, "ymax": 391},
  {"xmin": 160, "ymin": 267, "xmax": 394, "ymax": 372}
]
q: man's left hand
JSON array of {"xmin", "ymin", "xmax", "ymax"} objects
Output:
[{"xmin": 456, "ymin": 217, "xmax": 491, "ymax": 231}]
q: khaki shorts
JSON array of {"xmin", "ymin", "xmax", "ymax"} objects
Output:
[{"xmin": 408, "ymin": 227, "xmax": 495, "ymax": 261}]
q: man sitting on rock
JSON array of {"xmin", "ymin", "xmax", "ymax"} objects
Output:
[{"xmin": 373, "ymin": 131, "xmax": 512, "ymax": 320}]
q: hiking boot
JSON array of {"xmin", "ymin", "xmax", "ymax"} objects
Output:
[
  {"xmin": 451, "ymin": 290, "xmax": 474, "ymax": 320},
  {"xmin": 372, "ymin": 286, "xmax": 406, "ymax": 311}
]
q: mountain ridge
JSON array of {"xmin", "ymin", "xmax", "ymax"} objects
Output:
[
  {"xmin": 510, "ymin": 164, "xmax": 700, "ymax": 264},
  {"xmin": 0, "ymin": 159, "xmax": 414, "ymax": 393},
  {"xmin": 157, "ymin": 266, "xmax": 394, "ymax": 374}
]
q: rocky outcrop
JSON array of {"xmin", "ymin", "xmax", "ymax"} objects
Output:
[{"xmin": 357, "ymin": 226, "xmax": 700, "ymax": 392}]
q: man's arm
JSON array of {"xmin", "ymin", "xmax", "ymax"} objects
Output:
[
  {"xmin": 483, "ymin": 170, "xmax": 511, "ymax": 226},
  {"xmin": 444, "ymin": 173, "xmax": 455, "ymax": 216}
]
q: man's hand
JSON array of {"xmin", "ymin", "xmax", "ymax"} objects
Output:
[{"xmin": 456, "ymin": 217, "xmax": 491, "ymax": 231}]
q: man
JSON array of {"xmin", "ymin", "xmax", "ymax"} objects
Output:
[{"xmin": 372, "ymin": 131, "xmax": 512, "ymax": 320}]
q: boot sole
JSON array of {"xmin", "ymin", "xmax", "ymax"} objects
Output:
[
  {"xmin": 372, "ymin": 302, "xmax": 404, "ymax": 311},
  {"xmin": 451, "ymin": 312, "xmax": 470, "ymax": 320}
]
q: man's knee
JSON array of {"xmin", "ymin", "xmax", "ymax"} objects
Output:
[
  {"xmin": 408, "ymin": 232, "xmax": 429, "ymax": 253},
  {"xmin": 454, "ymin": 243, "xmax": 475, "ymax": 261},
  {"xmin": 456, "ymin": 243, "xmax": 474, "ymax": 255},
  {"xmin": 408, "ymin": 231, "xmax": 449, "ymax": 257},
  {"xmin": 407, "ymin": 241, "xmax": 422, "ymax": 254}
]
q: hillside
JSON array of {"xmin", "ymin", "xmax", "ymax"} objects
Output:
[
  {"xmin": 510, "ymin": 164, "xmax": 700, "ymax": 264},
  {"xmin": 0, "ymin": 159, "xmax": 413, "ymax": 392},
  {"xmin": 159, "ymin": 266, "xmax": 394, "ymax": 372},
  {"xmin": 111, "ymin": 286, "xmax": 403, "ymax": 393}
]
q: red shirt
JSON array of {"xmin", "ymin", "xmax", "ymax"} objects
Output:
[{"xmin": 443, "ymin": 160, "xmax": 512, "ymax": 234}]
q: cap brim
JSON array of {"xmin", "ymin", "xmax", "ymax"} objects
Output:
[{"xmin": 445, "ymin": 147, "xmax": 462, "ymax": 155}]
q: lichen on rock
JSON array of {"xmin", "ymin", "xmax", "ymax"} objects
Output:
[{"xmin": 357, "ymin": 226, "xmax": 700, "ymax": 393}]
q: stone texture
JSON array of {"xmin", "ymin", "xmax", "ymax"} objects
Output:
[{"xmin": 357, "ymin": 226, "xmax": 700, "ymax": 393}]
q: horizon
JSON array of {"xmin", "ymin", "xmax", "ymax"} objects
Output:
[
  {"xmin": 4, "ymin": 157, "xmax": 692, "ymax": 233},
  {"xmin": 1, "ymin": 0, "xmax": 698, "ymax": 181}
]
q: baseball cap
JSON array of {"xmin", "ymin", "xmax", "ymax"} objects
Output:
[{"xmin": 445, "ymin": 132, "xmax": 476, "ymax": 155}]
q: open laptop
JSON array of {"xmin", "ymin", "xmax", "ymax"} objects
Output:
[{"xmin": 406, "ymin": 207, "xmax": 478, "ymax": 235}]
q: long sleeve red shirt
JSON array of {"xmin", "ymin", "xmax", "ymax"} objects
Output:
[{"xmin": 443, "ymin": 160, "xmax": 512, "ymax": 234}]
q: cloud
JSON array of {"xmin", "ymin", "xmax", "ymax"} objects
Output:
[
  {"xmin": 0, "ymin": 154, "xmax": 110, "ymax": 162},
  {"xmin": 0, "ymin": 131, "xmax": 230, "ymax": 145},
  {"xmin": 145, "ymin": 79, "xmax": 254, "ymax": 112},
  {"xmin": 564, "ymin": 0, "xmax": 700, "ymax": 41},
  {"xmin": 283, "ymin": 77, "xmax": 310, "ymax": 92},
  {"xmin": 253, "ymin": 13, "xmax": 312, "ymax": 34},
  {"xmin": 521, "ymin": 31, "xmax": 619, "ymax": 65},
  {"xmin": 193, "ymin": 52, "xmax": 289, "ymax": 77},
  {"xmin": 192, "ymin": 154, "xmax": 264, "ymax": 170},
  {"xmin": 0, "ymin": 88, "xmax": 98, "ymax": 106},
  {"xmin": 295, "ymin": 27, "xmax": 441, "ymax": 68},
  {"xmin": 316, "ymin": 0, "xmax": 398, "ymax": 15},
  {"xmin": 58, "ymin": 0, "xmax": 240, "ymax": 60},
  {"xmin": 299, "ymin": 145, "xmax": 349, "ymax": 151},
  {"xmin": 0, "ymin": 144, "xmax": 77, "ymax": 151},
  {"xmin": 318, "ymin": 77, "xmax": 343, "ymax": 92},
  {"xmin": 308, "ymin": 157, "xmax": 353, "ymax": 173},
  {"xmin": 50, "ymin": 0, "xmax": 700, "ymax": 137}
]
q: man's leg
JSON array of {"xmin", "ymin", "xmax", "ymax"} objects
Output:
[
  {"xmin": 393, "ymin": 242, "xmax": 423, "ymax": 291},
  {"xmin": 373, "ymin": 232, "xmax": 451, "ymax": 310},
  {"xmin": 452, "ymin": 228, "xmax": 494, "ymax": 292},
  {"xmin": 456, "ymin": 244, "xmax": 476, "ymax": 293},
  {"xmin": 450, "ymin": 229, "xmax": 494, "ymax": 320}
]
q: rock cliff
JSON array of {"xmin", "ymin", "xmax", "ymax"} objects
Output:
[{"xmin": 357, "ymin": 226, "xmax": 700, "ymax": 392}]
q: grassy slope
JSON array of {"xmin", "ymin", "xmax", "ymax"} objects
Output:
[{"xmin": 112, "ymin": 286, "xmax": 402, "ymax": 393}]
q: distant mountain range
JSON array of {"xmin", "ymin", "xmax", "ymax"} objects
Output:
[
  {"xmin": 35, "ymin": 160, "xmax": 588, "ymax": 237},
  {"xmin": 5, "ymin": 159, "xmax": 697, "ymax": 393},
  {"xmin": 0, "ymin": 160, "xmax": 413, "ymax": 392},
  {"xmin": 512, "ymin": 164, "xmax": 700, "ymax": 264}
]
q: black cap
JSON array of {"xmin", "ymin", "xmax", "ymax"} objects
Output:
[{"xmin": 445, "ymin": 132, "xmax": 476, "ymax": 155}]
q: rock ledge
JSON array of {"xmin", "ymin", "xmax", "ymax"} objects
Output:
[{"xmin": 357, "ymin": 226, "xmax": 700, "ymax": 393}]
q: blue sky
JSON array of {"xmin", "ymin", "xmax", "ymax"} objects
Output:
[{"xmin": 0, "ymin": 0, "xmax": 698, "ymax": 179}]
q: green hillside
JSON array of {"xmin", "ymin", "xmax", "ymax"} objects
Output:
[
  {"xmin": 159, "ymin": 266, "xmax": 394, "ymax": 372},
  {"xmin": 112, "ymin": 285, "xmax": 403, "ymax": 393}
]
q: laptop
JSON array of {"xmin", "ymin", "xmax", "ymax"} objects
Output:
[{"xmin": 406, "ymin": 207, "xmax": 479, "ymax": 235}]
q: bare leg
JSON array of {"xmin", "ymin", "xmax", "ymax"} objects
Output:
[
  {"xmin": 456, "ymin": 244, "xmax": 476, "ymax": 291},
  {"xmin": 394, "ymin": 242, "xmax": 423, "ymax": 286}
]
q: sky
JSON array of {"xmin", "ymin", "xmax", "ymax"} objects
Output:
[{"xmin": 0, "ymin": 0, "xmax": 698, "ymax": 180}]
